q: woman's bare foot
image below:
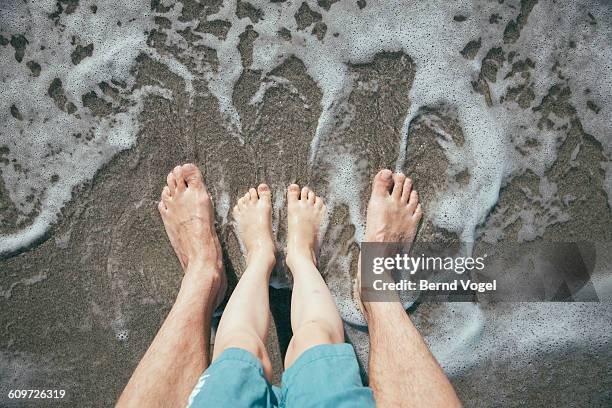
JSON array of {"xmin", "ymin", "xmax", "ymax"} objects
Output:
[
  {"xmin": 357, "ymin": 169, "xmax": 423, "ymax": 315},
  {"xmin": 158, "ymin": 164, "xmax": 226, "ymax": 301},
  {"xmin": 285, "ymin": 184, "xmax": 326, "ymax": 268},
  {"xmin": 232, "ymin": 184, "xmax": 276, "ymax": 267}
]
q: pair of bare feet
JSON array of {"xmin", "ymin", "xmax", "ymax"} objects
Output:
[
  {"xmin": 232, "ymin": 182, "xmax": 325, "ymax": 270},
  {"xmin": 120, "ymin": 165, "xmax": 458, "ymax": 408},
  {"xmin": 158, "ymin": 164, "xmax": 422, "ymax": 312}
]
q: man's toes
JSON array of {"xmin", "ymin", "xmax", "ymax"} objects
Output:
[
  {"xmin": 166, "ymin": 172, "xmax": 176, "ymax": 195},
  {"xmin": 413, "ymin": 203, "xmax": 423, "ymax": 220},
  {"xmin": 300, "ymin": 186, "xmax": 309, "ymax": 202},
  {"xmin": 249, "ymin": 187, "xmax": 258, "ymax": 201},
  {"xmin": 392, "ymin": 172, "xmax": 406, "ymax": 200},
  {"xmin": 173, "ymin": 165, "xmax": 186, "ymax": 191},
  {"xmin": 158, "ymin": 200, "xmax": 167, "ymax": 213},
  {"xmin": 400, "ymin": 178, "xmax": 413, "ymax": 204},
  {"xmin": 372, "ymin": 169, "xmax": 393, "ymax": 196},
  {"xmin": 161, "ymin": 186, "xmax": 172, "ymax": 205},
  {"xmin": 257, "ymin": 184, "xmax": 271, "ymax": 202},
  {"xmin": 315, "ymin": 196, "xmax": 324, "ymax": 208},
  {"xmin": 407, "ymin": 190, "xmax": 419, "ymax": 214},
  {"xmin": 307, "ymin": 189, "xmax": 316, "ymax": 204},
  {"xmin": 287, "ymin": 184, "xmax": 300, "ymax": 202},
  {"xmin": 182, "ymin": 163, "xmax": 203, "ymax": 188}
]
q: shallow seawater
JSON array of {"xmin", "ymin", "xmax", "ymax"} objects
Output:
[
  {"xmin": 2, "ymin": 0, "xmax": 611, "ymax": 254},
  {"xmin": 1, "ymin": 0, "xmax": 611, "ymax": 405}
]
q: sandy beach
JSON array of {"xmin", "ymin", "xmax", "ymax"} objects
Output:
[{"xmin": 1, "ymin": 0, "xmax": 611, "ymax": 406}]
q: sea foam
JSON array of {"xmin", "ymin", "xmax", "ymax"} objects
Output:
[{"xmin": 2, "ymin": 1, "xmax": 610, "ymax": 258}]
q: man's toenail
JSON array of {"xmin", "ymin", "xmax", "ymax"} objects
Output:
[{"xmin": 382, "ymin": 170, "xmax": 392, "ymax": 180}]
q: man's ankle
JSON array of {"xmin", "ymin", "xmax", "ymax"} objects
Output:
[
  {"xmin": 182, "ymin": 264, "xmax": 223, "ymax": 290},
  {"xmin": 363, "ymin": 301, "xmax": 406, "ymax": 323}
]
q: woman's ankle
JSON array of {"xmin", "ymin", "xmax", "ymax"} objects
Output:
[
  {"xmin": 286, "ymin": 249, "xmax": 316, "ymax": 270},
  {"xmin": 246, "ymin": 248, "xmax": 276, "ymax": 269}
]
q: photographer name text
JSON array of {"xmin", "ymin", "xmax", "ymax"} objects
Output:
[{"xmin": 372, "ymin": 279, "xmax": 497, "ymax": 293}]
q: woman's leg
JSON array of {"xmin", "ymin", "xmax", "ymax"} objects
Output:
[
  {"xmin": 212, "ymin": 184, "xmax": 277, "ymax": 380},
  {"xmin": 283, "ymin": 184, "xmax": 344, "ymax": 368}
]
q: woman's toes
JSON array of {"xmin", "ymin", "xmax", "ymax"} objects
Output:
[
  {"xmin": 400, "ymin": 178, "xmax": 413, "ymax": 204},
  {"xmin": 392, "ymin": 172, "xmax": 406, "ymax": 200},
  {"xmin": 257, "ymin": 184, "xmax": 271, "ymax": 202},
  {"xmin": 173, "ymin": 165, "xmax": 186, "ymax": 191},
  {"xmin": 182, "ymin": 163, "xmax": 203, "ymax": 187},
  {"xmin": 249, "ymin": 187, "xmax": 258, "ymax": 201},
  {"xmin": 307, "ymin": 189, "xmax": 316, "ymax": 204},
  {"xmin": 372, "ymin": 169, "xmax": 393, "ymax": 196},
  {"xmin": 407, "ymin": 190, "xmax": 419, "ymax": 213},
  {"xmin": 167, "ymin": 172, "xmax": 176, "ymax": 195},
  {"xmin": 300, "ymin": 186, "xmax": 309, "ymax": 202},
  {"xmin": 287, "ymin": 184, "xmax": 300, "ymax": 202}
]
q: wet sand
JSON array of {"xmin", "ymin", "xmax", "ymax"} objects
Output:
[{"xmin": 1, "ymin": 1, "xmax": 611, "ymax": 406}]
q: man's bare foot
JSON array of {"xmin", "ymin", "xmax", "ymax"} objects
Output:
[
  {"xmin": 364, "ymin": 169, "xmax": 423, "ymax": 242},
  {"xmin": 158, "ymin": 164, "xmax": 226, "ymax": 301},
  {"xmin": 357, "ymin": 169, "xmax": 423, "ymax": 316},
  {"xmin": 285, "ymin": 184, "xmax": 326, "ymax": 267},
  {"xmin": 232, "ymin": 184, "xmax": 276, "ymax": 267}
]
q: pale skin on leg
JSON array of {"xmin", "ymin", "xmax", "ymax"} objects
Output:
[
  {"xmin": 358, "ymin": 169, "xmax": 462, "ymax": 408},
  {"xmin": 213, "ymin": 183, "xmax": 345, "ymax": 373},
  {"xmin": 211, "ymin": 183, "xmax": 277, "ymax": 381},
  {"xmin": 117, "ymin": 164, "xmax": 226, "ymax": 408},
  {"xmin": 283, "ymin": 184, "xmax": 345, "ymax": 369}
]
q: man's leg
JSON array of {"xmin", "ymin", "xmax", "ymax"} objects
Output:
[
  {"xmin": 117, "ymin": 164, "xmax": 226, "ymax": 407},
  {"xmin": 211, "ymin": 184, "xmax": 276, "ymax": 380},
  {"xmin": 359, "ymin": 169, "xmax": 462, "ymax": 407},
  {"xmin": 283, "ymin": 185, "xmax": 344, "ymax": 368}
]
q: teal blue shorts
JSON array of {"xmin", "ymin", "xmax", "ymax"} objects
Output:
[{"xmin": 186, "ymin": 343, "xmax": 375, "ymax": 407}]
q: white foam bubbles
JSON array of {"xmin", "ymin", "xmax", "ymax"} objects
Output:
[{"xmin": 0, "ymin": 1, "xmax": 175, "ymax": 256}]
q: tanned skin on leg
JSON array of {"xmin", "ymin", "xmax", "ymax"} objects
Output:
[
  {"xmin": 117, "ymin": 164, "xmax": 226, "ymax": 408},
  {"xmin": 358, "ymin": 169, "xmax": 462, "ymax": 408},
  {"xmin": 283, "ymin": 184, "xmax": 345, "ymax": 368},
  {"xmin": 211, "ymin": 183, "xmax": 277, "ymax": 381}
]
